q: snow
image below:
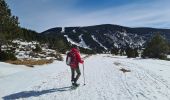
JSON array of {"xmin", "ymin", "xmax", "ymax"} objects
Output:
[
  {"xmin": 73, "ymin": 29, "xmax": 76, "ymax": 33},
  {"xmin": 6, "ymin": 40, "xmax": 58, "ymax": 60},
  {"xmin": 119, "ymin": 32, "xmax": 127, "ymax": 37},
  {"xmin": 0, "ymin": 54, "xmax": 170, "ymax": 100},
  {"xmin": 79, "ymin": 34, "xmax": 91, "ymax": 49},
  {"xmin": 167, "ymin": 55, "xmax": 170, "ymax": 58},
  {"xmin": 91, "ymin": 35, "xmax": 108, "ymax": 50},
  {"xmin": 104, "ymin": 31, "xmax": 145, "ymax": 48},
  {"xmin": 64, "ymin": 35, "xmax": 81, "ymax": 46},
  {"xmin": 114, "ymin": 42, "xmax": 119, "ymax": 48},
  {"xmin": 0, "ymin": 62, "xmax": 31, "ymax": 77},
  {"xmin": 16, "ymin": 51, "xmax": 31, "ymax": 59},
  {"xmin": 61, "ymin": 27, "xmax": 65, "ymax": 33},
  {"xmin": 13, "ymin": 40, "xmax": 38, "ymax": 46},
  {"xmin": 64, "ymin": 35, "xmax": 91, "ymax": 49}
]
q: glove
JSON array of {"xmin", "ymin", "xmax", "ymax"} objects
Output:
[{"xmin": 80, "ymin": 60, "xmax": 84, "ymax": 64}]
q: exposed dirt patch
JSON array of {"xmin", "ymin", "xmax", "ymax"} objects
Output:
[
  {"xmin": 6, "ymin": 59, "xmax": 53, "ymax": 67},
  {"xmin": 120, "ymin": 68, "xmax": 131, "ymax": 73}
]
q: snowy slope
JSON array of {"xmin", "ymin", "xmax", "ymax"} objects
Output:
[
  {"xmin": 64, "ymin": 35, "xmax": 91, "ymax": 49},
  {"xmin": 0, "ymin": 62, "xmax": 31, "ymax": 78},
  {"xmin": 79, "ymin": 34, "xmax": 91, "ymax": 49},
  {"xmin": 0, "ymin": 55, "xmax": 170, "ymax": 100},
  {"xmin": 91, "ymin": 35, "xmax": 108, "ymax": 50}
]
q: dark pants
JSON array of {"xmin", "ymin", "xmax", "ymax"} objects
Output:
[{"xmin": 71, "ymin": 66, "xmax": 81, "ymax": 83}]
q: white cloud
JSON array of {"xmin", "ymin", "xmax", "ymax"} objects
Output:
[
  {"xmin": 8, "ymin": 0, "xmax": 170, "ymax": 32},
  {"xmin": 63, "ymin": 0, "xmax": 170, "ymax": 29}
]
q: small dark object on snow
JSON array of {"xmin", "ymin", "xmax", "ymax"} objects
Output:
[
  {"xmin": 71, "ymin": 84, "xmax": 80, "ymax": 90},
  {"xmin": 72, "ymin": 83, "xmax": 79, "ymax": 87},
  {"xmin": 120, "ymin": 68, "xmax": 131, "ymax": 73},
  {"xmin": 26, "ymin": 65, "xmax": 34, "ymax": 67}
]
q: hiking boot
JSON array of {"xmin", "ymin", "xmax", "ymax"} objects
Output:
[
  {"xmin": 72, "ymin": 82, "xmax": 79, "ymax": 87},
  {"xmin": 71, "ymin": 78, "xmax": 75, "ymax": 83},
  {"xmin": 71, "ymin": 81, "xmax": 75, "ymax": 85},
  {"xmin": 71, "ymin": 80, "xmax": 74, "ymax": 83}
]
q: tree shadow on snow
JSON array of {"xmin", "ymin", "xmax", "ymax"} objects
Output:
[{"xmin": 3, "ymin": 86, "xmax": 73, "ymax": 100}]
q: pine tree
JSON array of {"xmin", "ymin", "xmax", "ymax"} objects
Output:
[
  {"xmin": 142, "ymin": 33, "xmax": 169, "ymax": 59},
  {"xmin": 111, "ymin": 47, "xmax": 119, "ymax": 55},
  {"xmin": 0, "ymin": 0, "xmax": 20, "ymax": 40},
  {"xmin": 126, "ymin": 47, "xmax": 139, "ymax": 58},
  {"xmin": 33, "ymin": 44, "xmax": 42, "ymax": 53}
]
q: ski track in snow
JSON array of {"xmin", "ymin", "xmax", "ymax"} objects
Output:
[{"xmin": 1, "ymin": 55, "xmax": 170, "ymax": 100}]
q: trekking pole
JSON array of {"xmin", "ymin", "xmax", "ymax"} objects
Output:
[{"xmin": 83, "ymin": 63, "xmax": 86, "ymax": 85}]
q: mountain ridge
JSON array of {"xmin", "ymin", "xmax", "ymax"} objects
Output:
[{"xmin": 41, "ymin": 24, "xmax": 170, "ymax": 53}]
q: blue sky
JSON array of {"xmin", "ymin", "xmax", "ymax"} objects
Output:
[{"xmin": 6, "ymin": 0, "xmax": 170, "ymax": 32}]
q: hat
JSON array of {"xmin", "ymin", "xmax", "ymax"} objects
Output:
[{"xmin": 71, "ymin": 45, "xmax": 79, "ymax": 50}]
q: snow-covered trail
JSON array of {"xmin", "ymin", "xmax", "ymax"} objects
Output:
[{"xmin": 1, "ymin": 54, "xmax": 170, "ymax": 100}]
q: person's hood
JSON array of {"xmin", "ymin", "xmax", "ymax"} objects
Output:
[{"xmin": 71, "ymin": 48, "xmax": 79, "ymax": 53}]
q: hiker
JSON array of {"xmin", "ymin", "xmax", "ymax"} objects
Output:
[{"xmin": 67, "ymin": 45, "xmax": 84, "ymax": 86}]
